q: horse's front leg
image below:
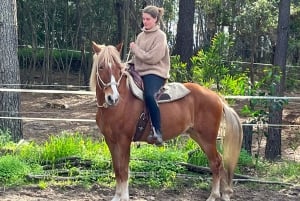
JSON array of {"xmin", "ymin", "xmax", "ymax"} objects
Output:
[{"xmin": 105, "ymin": 137, "xmax": 131, "ymax": 201}]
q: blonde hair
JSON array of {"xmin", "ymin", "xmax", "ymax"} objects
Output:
[{"xmin": 142, "ymin": 5, "xmax": 165, "ymax": 29}]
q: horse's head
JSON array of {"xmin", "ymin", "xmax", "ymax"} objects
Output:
[{"xmin": 90, "ymin": 41, "xmax": 125, "ymax": 107}]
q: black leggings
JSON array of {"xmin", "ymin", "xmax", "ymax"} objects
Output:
[{"xmin": 142, "ymin": 74, "xmax": 165, "ymax": 132}]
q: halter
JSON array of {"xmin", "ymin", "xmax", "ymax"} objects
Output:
[{"xmin": 96, "ymin": 61, "xmax": 125, "ymax": 108}]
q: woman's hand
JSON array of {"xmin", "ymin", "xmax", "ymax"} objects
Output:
[{"xmin": 130, "ymin": 42, "xmax": 135, "ymax": 50}]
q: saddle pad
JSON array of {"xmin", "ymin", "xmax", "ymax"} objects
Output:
[{"xmin": 127, "ymin": 75, "xmax": 190, "ymax": 103}]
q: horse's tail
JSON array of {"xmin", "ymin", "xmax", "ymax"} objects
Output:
[{"xmin": 221, "ymin": 102, "xmax": 243, "ymax": 186}]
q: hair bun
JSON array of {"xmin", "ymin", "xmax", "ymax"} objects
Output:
[{"xmin": 158, "ymin": 7, "xmax": 164, "ymax": 16}]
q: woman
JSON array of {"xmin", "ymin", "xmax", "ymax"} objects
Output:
[{"xmin": 130, "ymin": 5, "xmax": 170, "ymax": 145}]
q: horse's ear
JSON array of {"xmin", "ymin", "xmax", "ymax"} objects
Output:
[
  {"xmin": 92, "ymin": 41, "xmax": 102, "ymax": 53},
  {"xmin": 116, "ymin": 42, "xmax": 123, "ymax": 53}
]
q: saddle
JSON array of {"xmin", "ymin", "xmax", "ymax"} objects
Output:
[
  {"xmin": 127, "ymin": 64, "xmax": 190, "ymax": 103},
  {"xmin": 126, "ymin": 64, "xmax": 191, "ymax": 142}
]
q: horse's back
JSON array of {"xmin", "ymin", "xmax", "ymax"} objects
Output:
[
  {"xmin": 158, "ymin": 82, "xmax": 223, "ymax": 138},
  {"xmin": 184, "ymin": 82, "xmax": 224, "ymax": 127},
  {"xmin": 160, "ymin": 82, "xmax": 223, "ymax": 116},
  {"xmin": 183, "ymin": 82, "xmax": 223, "ymax": 107}
]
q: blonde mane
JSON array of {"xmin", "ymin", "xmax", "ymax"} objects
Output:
[{"xmin": 89, "ymin": 45, "xmax": 125, "ymax": 91}]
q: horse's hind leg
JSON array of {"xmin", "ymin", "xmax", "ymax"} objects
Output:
[
  {"xmin": 206, "ymin": 148, "xmax": 223, "ymax": 201},
  {"xmin": 105, "ymin": 138, "xmax": 131, "ymax": 201},
  {"xmin": 220, "ymin": 169, "xmax": 233, "ymax": 201},
  {"xmin": 190, "ymin": 135, "xmax": 222, "ymax": 201}
]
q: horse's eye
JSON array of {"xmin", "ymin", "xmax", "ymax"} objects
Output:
[{"xmin": 98, "ymin": 65, "xmax": 104, "ymax": 70}]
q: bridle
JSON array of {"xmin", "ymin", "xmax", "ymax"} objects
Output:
[
  {"xmin": 96, "ymin": 61, "xmax": 126, "ymax": 108},
  {"xmin": 96, "ymin": 62, "xmax": 124, "ymax": 89}
]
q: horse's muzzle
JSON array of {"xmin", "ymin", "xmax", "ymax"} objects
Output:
[{"xmin": 106, "ymin": 93, "xmax": 119, "ymax": 106}]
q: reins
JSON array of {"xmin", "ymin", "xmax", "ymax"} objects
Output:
[{"xmin": 126, "ymin": 49, "xmax": 131, "ymax": 63}]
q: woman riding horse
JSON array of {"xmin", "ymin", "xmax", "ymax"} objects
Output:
[{"xmin": 90, "ymin": 42, "xmax": 243, "ymax": 201}]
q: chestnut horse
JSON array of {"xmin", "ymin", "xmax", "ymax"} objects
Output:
[{"xmin": 90, "ymin": 42, "xmax": 243, "ymax": 201}]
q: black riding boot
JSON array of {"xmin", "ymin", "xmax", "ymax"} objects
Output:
[{"xmin": 153, "ymin": 128, "xmax": 163, "ymax": 146}]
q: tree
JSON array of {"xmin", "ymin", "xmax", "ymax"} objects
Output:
[
  {"xmin": 265, "ymin": 0, "xmax": 290, "ymax": 160},
  {"xmin": 114, "ymin": 0, "xmax": 130, "ymax": 59},
  {"xmin": 235, "ymin": 0, "xmax": 278, "ymax": 86},
  {"xmin": 0, "ymin": 0, "xmax": 23, "ymax": 142},
  {"xmin": 172, "ymin": 0, "xmax": 195, "ymax": 70}
]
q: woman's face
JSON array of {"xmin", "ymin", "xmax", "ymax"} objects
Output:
[{"xmin": 142, "ymin": 13, "xmax": 157, "ymax": 30}]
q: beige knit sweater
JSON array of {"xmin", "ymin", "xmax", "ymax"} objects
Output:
[{"xmin": 131, "ymin": 25, "xmax": 170, "ymax": 79}]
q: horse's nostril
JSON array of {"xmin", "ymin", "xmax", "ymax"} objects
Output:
[
  {"xmin": 108, "ymin": 95, "xmax": 113, "ymax": 102},
  {"xmin": 107, "ymin": 95, "xmax": 118, "ymax": 105},
  {"xmin": 112, "ymin": 97, "xmax": 119, "ymax": 104}
]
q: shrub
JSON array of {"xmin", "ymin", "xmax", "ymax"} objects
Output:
[{"xmin": 0, "ymin": 155, "xmax": 30, "ymax": 185}]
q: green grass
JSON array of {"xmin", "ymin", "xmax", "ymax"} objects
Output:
[
  {"xmin": 0, "ymin": 155, "xmax": 31, "ymax": 185},
  {"xmin": 0, "ymin": 131, "xmax": 299, "ymax": 189},
  {"xmin": 130, "ymin": 144, "xmax": 188, "ymax": 187},
  {"xmin": 256, "ymin": 161, "xmax": 300, "ymax": 184},
  {"xmin": 41, "ymin": 132, "xmax": 93, "ymax": 163}
]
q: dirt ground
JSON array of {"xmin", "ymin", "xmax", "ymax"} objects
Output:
[
  {"xmin": 2, "ymin": 89, "xmax": 299, "ymax": 200},
  {"xmin": 1, "ymin": 183, "xmax": 300, "ymax": 201}
]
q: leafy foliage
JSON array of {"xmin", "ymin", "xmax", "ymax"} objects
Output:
[
  {"xmin": 0, "ymin": 129, "xmax": 12, "ymax": 146},
  {"xmin": 241, "ymin": 66, "xmax": 288, "ymax": 119},
  {"xmin": 169, "ymin": 55, "xmax": 189, "ymax": 82},
  {"xmin": 236, "ymin": 0, "xmax": 278, "ymax": 34},
  {"xmin": 186, "ymin": 32, "xmax": 250, "ymax": 95},
  {"xmin": 0, "ymin": 155, "xmax": 30, "ymax": 185},
  {"xmin": 191, "ymin": 33, "xmax": 232, "ymax": 88}
]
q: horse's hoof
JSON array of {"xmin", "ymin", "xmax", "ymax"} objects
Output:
[{"xmin": 221, "ymin": 193, "xmax": 231, "ymax": 201}]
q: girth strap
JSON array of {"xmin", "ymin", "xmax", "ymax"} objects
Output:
[{"xmin": 133, "ymin": 109, "xmax": 149, "ymax": 142}]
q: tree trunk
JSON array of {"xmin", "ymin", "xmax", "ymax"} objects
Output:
[
  {"xmin": 172, "ymin": 0, "xmax": 195, "ymax": 70},
  {"xmin": 242, "ymin": 125, "xmax": 253, "ymax": 154},
  {"xmin": 123, "ymin": 0, "xmax": 130, "ymax": 60},
  {"xmin": 265, "ymin": 0, "xmax": 290, "ymax": 160},
  {"xmin": 115, "ymin": 1, "xmax": 124, "ymax": 45},
  {"xmin": 43, "ymin": 0, "xmax": 50, "ymax": 84},
  {"xmin": 0, "ymin": 0, "xmax": 23, "ymax": 142}
]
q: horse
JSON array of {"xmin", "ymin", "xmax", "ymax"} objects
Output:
[{"xmin": 89, "ymin": 41, "xmax": 243, "ymax": 201}]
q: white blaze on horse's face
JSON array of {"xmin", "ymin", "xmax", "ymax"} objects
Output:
[{"xmin": 105, "ymin": 62, "xmax": 120, "ymax": 106}]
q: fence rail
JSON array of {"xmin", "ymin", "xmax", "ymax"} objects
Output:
[
  {"xmin": 0, "ymin": 88, "xmax": 299, "ymax": 128},
  {"xmin": 1, "ymin": 88, "xmax": 300, "ymax": 99}
]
